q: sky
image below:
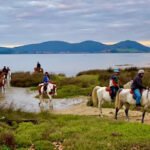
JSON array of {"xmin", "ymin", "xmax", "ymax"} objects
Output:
[{"xmin": 0, "ymin": 0, "xmax": 150, "ymax": 47}]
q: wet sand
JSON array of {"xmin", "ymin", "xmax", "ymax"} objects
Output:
[{"xmin": 53, "ymin": 100, "xmax": 150, "ymax": 124}]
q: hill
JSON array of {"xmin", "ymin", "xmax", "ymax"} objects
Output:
[{"xmin": 0, "ymin": 40, "xmax": 150, "ymax": 54}]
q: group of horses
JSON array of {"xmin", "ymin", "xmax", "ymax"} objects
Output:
[
  {"xmin": 1, "ymin": 67, "xmax": 149, "ymax": 123},
  {"xmin": 91, "ymin": 81, "xmax": 150, "ymax": 123},
  {"xmin": 39, "ymin": 79, "xmax": 150, "ymax": 123}
]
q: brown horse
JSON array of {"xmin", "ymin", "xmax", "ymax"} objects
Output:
[
  {"xmin": 34, "ymin": 67, "xmax": 44, "ymax": 73},
  {"xmin": 0, "ymin": 72, "xmax": 6, "ymax": 93}
]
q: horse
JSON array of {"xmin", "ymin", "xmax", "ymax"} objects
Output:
[
  {"xmin": 38, "ymin": 82, "xmax": 57, "ymax": 109},
  {"xmin": 5, "ymin": 69, "xmax": 11, "ymax": 87},
  {"xmin": 91, "ymin": 80, "xmax": 133, "ymax": 117},
  {"xmin": 115, "ymin": 88, "xmax": 150, "ymax": 123},
  {"xmin": 34, "ymin": 67, "xmax": 44, "ymax": 73},
  {"xmin": 0, "ymin": 73, "xmax": 6, "ymax": 93}
]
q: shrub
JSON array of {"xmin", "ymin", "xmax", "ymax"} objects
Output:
[{"xmin": 0, "ymin": 131, "xmax": 16, "ymax": 149}]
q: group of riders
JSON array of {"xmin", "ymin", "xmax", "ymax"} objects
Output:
[
  {"xmin": 0, "ymin": 66, "xmax": 10, "ymax": 78},
  {"xmin": 36, "ymin": 62, "xmax": 51, "ymax": 91},
  {"xmin": 109, "ymin": 68, "xmax": 146, "ymax": 108},
  {"xmin": 1, "ymin": 61, "xmax": 146, "ymax": 110},
  {"xmin": 38, "ymin": 60, "xmax": 146, "ymax": 108}
]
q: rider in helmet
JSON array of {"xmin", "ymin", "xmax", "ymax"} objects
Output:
[
  {"xmin": 109, "ymin": 68, "xmax": 120, "ymax": 100},
  {"xmin": 131, "ymin": 69, "xmax": 146, "ymax": 107},
  {"xmin": 43, "ymin": 72, "xmax": 50, "ymax": 91}
]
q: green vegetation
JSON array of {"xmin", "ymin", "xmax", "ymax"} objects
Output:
[
  {"xmin": 0, "ymin": 108, "xmax": 150, "ymax": 150},
  {"xmin": 11, "ymin": 67, "xmax": 150, "ymax": 99}
]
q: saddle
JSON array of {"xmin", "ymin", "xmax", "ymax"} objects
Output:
[
  {"xmin": 130, "ymin": 89, "xmax": 143, "ymax": 100},
  {"xmin": 105, "ymin": 87, "xmax": 112, "ymax": 96}
]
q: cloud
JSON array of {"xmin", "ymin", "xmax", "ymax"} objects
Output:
[{"xmin": 0, "ymin": 0, "xmax": 150, "ymax": 46}]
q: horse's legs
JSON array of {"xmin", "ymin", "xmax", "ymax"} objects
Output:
[
  {"xmin": 39, "ymin": 94, "xmax": 42, "ymax": 107},
  {"xmin": 124, "ymin": 103, "xmax": 130, "ymax": 122},
  {"xmin": 115, "ymin": 102, "xmax": 123, "ymax": 120},
  {"xmin": 47, "ymin": 93, "xmax": 53, "ymax": 110},
  {"xmin": 2, "ymin": 86, "xmax": 5, "ymax": 94},
  {"xmin": 141, "ymin": 110, "xmax": 146, "ymax": 123},
  {"xmin": 115, "ymin": 107, "xmax": 119, "ymax": 120},
  {"xmin": 98, "ymin": 99, "xmax": 103, "ymax": 117}
]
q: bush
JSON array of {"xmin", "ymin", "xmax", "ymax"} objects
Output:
[{"xmin": 0, "ymin": 131, "xmax": 16, "ymax": 149}]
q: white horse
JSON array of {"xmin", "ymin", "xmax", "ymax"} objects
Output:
[
  {"xmin": 115, "ymin": 88, "xmax": 150, "ymax": 123},
  {"xmin": 91, "ymin": 81, "xmax": 133, "ymax": 117},
  {"xmin": 6, "ymin": 70, "xmax": 11, "ymax": 87},
  {"xmin": 38, "ymin": 82, "xmax": 57, "ymax": 109}
]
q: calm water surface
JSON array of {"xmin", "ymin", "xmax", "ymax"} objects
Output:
[{"xmin": 0, "ymin": 53, "xmax": 150, "ymax": 76}]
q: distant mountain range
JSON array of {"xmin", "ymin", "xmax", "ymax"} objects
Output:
[{"xmin": 0, "ymin": 40, "xmax": 150, "ymax": 54}]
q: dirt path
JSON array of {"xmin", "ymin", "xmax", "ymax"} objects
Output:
[{"xmin": 53, "ymin": 100, "xmax": 150, "ymax": 124}]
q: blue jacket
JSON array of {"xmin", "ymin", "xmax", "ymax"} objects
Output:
[{"xmin": 43, "ymin": 75, "xmax": 49, "ymax": 83}]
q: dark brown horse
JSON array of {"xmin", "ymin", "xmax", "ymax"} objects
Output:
[
  {"xmin": 34, "ymin": 67, "xmax": 44, "ymax": 73},
  {"xmin": 0, "ymin": 72, "xmax": 6, "ymax": 93}
]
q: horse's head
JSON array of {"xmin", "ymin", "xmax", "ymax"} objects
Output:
[
  {"xmin": 53, "ymin": 84, "xmax": 57, "ymax": 96},
  {"xmin": 145, "ymin": 88, "xmax": 150, "ymax": 101},
  {"xmin": 123, "ymin": 80, "xmax": 133, "ymax": 89}
]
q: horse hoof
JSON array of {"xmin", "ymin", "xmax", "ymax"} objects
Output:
[
  {"xmin": 126, "ymin": 119, "xmax": 129, "ymax": 122},
  {"xmin": 99, "ymin": 114, "xmax": 103, "ymax": 118}
]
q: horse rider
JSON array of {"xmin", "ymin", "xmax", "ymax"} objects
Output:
[
  {"xmin": 109, "ymin": 68, "xmax": 120, "ymax": 100},
  {"xmin": 43, "ymin": 72, "xmax": 50, "ymax": 91},
  {"xmin": 131, "ymin": 69, "xmax": 146, "ymax": 107},
  {"xmin": 37, "ymin": 62, "xmax": 41, "ymax": 69},
  {"xmin": 2, "ymin": 66, "xmax": 7, "ymax": 79},
  {"xmin": 7, "ymin": 67, "xmax": 10, "ymax": 72}
]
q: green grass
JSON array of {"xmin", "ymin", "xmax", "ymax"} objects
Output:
[{"xmin": 0, "ymin": 109, "xmax": 150, "ymax": 150}]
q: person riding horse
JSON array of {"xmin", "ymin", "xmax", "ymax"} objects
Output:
[
  {"xmin": 2, "ymin": 66, "xmax": 8, "ymax": 78},
  {"xmin": 131, "ymin": 69, "xmax": 146, "ymax": 107},
  {"xmin": 109, "ymin": 68, "xmax": 120, "ymax": 100},
  {"xmin": 43, "ymin": 72, "xmax": 50, "ymax": 92},
  {"xmin": 37, "ymin": 62, "xmax": 41, "ymax": 69}
]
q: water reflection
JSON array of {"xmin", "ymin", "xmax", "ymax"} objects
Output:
[{"xmin": 0, "ymin": 87, "xmax": 83, "ymax": 112}]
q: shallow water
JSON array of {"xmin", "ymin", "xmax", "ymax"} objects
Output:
[{"xmin": 0, "ymin": 87, "xmax": 83, "ymax": 112}]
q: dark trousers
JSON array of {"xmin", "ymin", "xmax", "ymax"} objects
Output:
[{"xmin": 110, "ymin": 86, "xmax": 119, "ymax": 100}]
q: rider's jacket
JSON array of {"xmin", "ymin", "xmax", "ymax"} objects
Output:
[
  {"xmin": 109, "ymin": 75, "xmax": 119, "ymax": 87},
  {"xmin": 131, "ymin": 75, "xmax": 145, "ymax": 91},
  {"xmin": 43, "ymin": 75, "xmax": 49, "ymax": 84}
]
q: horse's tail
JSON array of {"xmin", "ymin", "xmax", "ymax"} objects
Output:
[
  {"xmin": 92, "ymin": 86, "xmax": 100, "ymax": 107},
  {"xmin": 115, "ymin": 90, "xmax": 121, "ymax": 109}
]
